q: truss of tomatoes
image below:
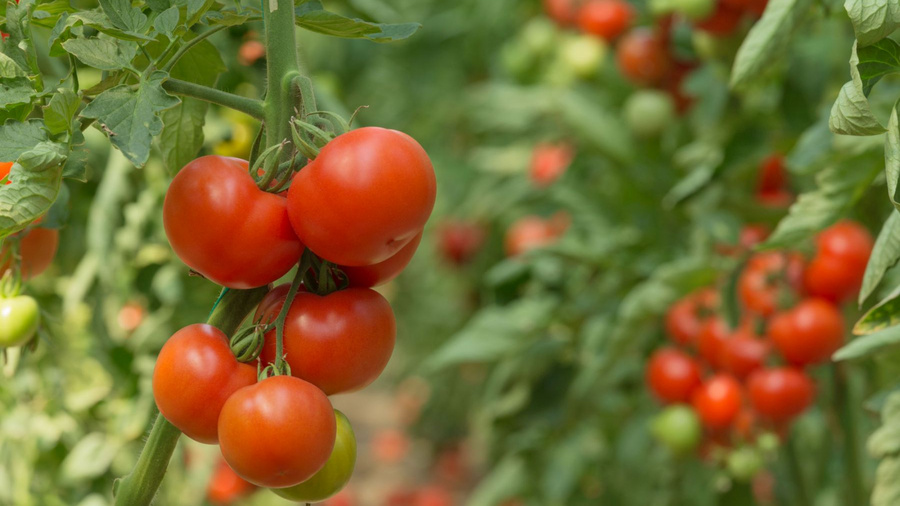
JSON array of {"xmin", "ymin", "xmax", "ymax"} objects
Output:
[
  {"xmin": 154, "ymin": 126, "xmax": 436, "ymax": 501},
  {"xmin": 647, "ymin": 219, "xmax": 873, "ymax": 482}
]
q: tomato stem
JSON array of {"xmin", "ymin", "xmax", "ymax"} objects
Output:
[
  {"xmin": 263, "ymin": 0, "xmax": 304, "ymax": 150},
  {"xmin": 161, "ymin": 78, "xmax": 265, "ymax": 120},
  {"xmin": 273, "ymin": 262, "xmax": 306, "ymax": 373},
  {"xmin": 833, "ymin": 362, "xmax": 867, "ymax": 504},
  {"xmin": 783, "ymin": 433, "xmax": 812, "ymax": 506}
]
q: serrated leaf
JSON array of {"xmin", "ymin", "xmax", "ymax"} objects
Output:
[
  {"xmin": 154, "ymin": 6, "xmax": 180, "ymax": 39},
  {"xmin": 0, "ymin": 138, "xmax": 68, "ymax": 236},
  {"xmin": 730, "ymin": 0, "xmax": 813, "ymax": 88},
  {"xmin": 294, "ymin": 1, "xmax": 420, "ymax": 42},
  {"xmin": 50, "ymin": 12, "xmax": 156, "ymax": 54},
  {"xmin": 62, "ymin": 36, "xmax": 138, "ymax": 71},
  {"xmin": 834, "ymin": 323, "xmax": 900, "ymax": 361},
  {"xmin": 831, "ymin": 42, "xmax": 888, "ymax": 135},
  {"xmin": 845, "ymin": 0, "xmax": 900, "ymax": 47},
  {"xmin": 857, "ymin": 38, "xmax": 900, "ymax": 95},
  {"xmin": 0, "ymin": 77, "xmax": 35, "ymax": 108},
  {"xmin": 856, "ymin": 286, "xmax": 900, "ymax": 334},
  {"xmin": 43, "ymin": 89, "xmax": 80, "ymax": 135},
  {"xmin": 861, "ymin": 212, "xmax": 900, "ymax": 304},
  {"xmin": 0, "ymin": 120, "xmax": 49, "ymax": 161},
  {"xmin": 99, "ymin": 0, "xmax": 148, "ymax": 32},
  {"xmin": 0, "ymin": 53, "xmax": 27, "ymax": 78},
  {"xmin": 81, "ymin": 71, "xmax": 180, "ymax": 167}
]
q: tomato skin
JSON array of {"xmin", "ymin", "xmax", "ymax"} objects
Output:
[
  {"xmin": 207, "ymin": 458, "xmax": 256, "ymax": 505},
  {"xmin": 0, "ymin": 295, "xmax": 40, "ymax": 348},
  {"xmin": 1, "ymin": 227, "xmax": 59, "ymax": 280},
  {"xmin": 152, "ymin": 324, "xmax": 257, "ymax": 444},
  {"xmin": 664, "ymin": 288, "xmax": 718, "ymax": 346},
  {"xmin": 576, "ymin": 0, "xmax": 634, "ymax": 41},
  {"xmin": 691, "ymin": 374, "xmax": 743, "ymax": 430},
  {"xmin": 803, "ymin": 221, "xmax": 873, "ymax": 302},
  {"xmin": 651, "ymin": 405, "xmax": 702, "ymax": 455},
  {"xmin": 768, "ymin": 298, "xmax": 843, "ymax": 366},
  {"xmin": 697, "ymin": 317, "xmax": 730, "ymax": 370},
  {"xmin": 273, "ymin": 410, "xmax": 357, "ymax": 502},
  {"xmin": 623, "ymin": 90, "xmax": 675, "ymax": 138},
  {"xmin": 259, "ymin": 288, "xmax": 396, "ymax": 395},
  {"xmin": 0, "ymin": 161, "xmax": 11, "ymax": 183},
  {"xmin": 543, "ymin": 0, "xmax": 579, "ymax": 26},
  {"xmin": 339, "ymin": 232, "xmax": 422, "ymax": 288},
  {"xmin": 616, "ymin": 29, "xmax": 672, "ymax": 86},
  {"xmin": 738, "ymin": 252, "xmax": 804, "ymax": 317},
  {"xmin": 218, "ymin": 375, "xmax": 337, "ymax": 488},
  {"xmin": 438, "ymin": 220, "xmax": 486, "ymax": 266},
  {"xmin": 720, "ymin": 333, "xmax": 770, "ymax": 380},
  {"xmin": 747, "ymin": 368, "xmax": 815, "ymax": 424},
  {"xmin": 695, "ymin": 2, "xmax": 743, "ymax": 36},
  {"xmin": 530, "ymin": 142, "xmax": 574, "ymax": 187},
  {"xmin": 163, "ymin": 156, "xmax": 303, "ymax": 289},
  {"xmin": 646, "ymin": 348, "xmax": 704, "ymax": 404},
  {"xmin": 504, "ymin": 214, "xmax": 569, "ymax": 257},
  {"xmin": 757, "ymin": 154, "xmax": 786, "ymax": 194},
  {"xmin": 287, "ymin": 127, "xmax": 436, "ymax": 267}
]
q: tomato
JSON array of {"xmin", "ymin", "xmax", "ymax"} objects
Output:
[
  {"xmin": 415, "ymin": 486, "xmax": 454, "ymax": 506},
  {"xmin": 803, "ymin": 220, "xmax": 873, "ymax": 302},
  {"xmin": 544, "ymin": 0, "xmax": 579, "ymax": 26},
  {"xmin": 664, "ymin": 61, "xmax": 697, "ymax": 114},
  {"xmin": 504, "ymin": 213, "xmax": 569, "ymax": 257},
  {"xmin": 616, "ymin": 29, "xmax": 672, "ymax": 86},
  {"xmin": 218, "ymin": 375, "xmax": 336, "ymax": 488},
  {"xmin": 651, "ymin": 405, "xmax": 702, "ymax": 455},
  {"xmin": 0, "ymin": 295, "xmax": 40, "ymax": 348},
  {"xmin": 1, "ymin": 227, "xmax": 60, "ymax": 280},
  {"xmin": 747, "ymin": 368, "xmax": 815, "ymax": 424},
  {"xmin": 434, "ymin": 445, "xmax": 469, "ymax": 485},
  {"xmin": 558, "ymin": 33, "xmax": 608, "ymax": 79},
  {"xmin": 0, "ymin": 161, "xmax": 11, "ymax": 183},
  {"xmin": 287, "ymin": 127, "xmax": 436, "ymax": 267},
  {"xmin": 438, "ymin": 220, "xmax": 486, "ymax": 266},
  {"xmin": 720, "ymin": 331, "xmax": 769, "ymax": 380},
  {"xmin": 724, "ymin": 0, "xmax": 768, "ymax": 15},
  {"xmin": 530, "ymin": 142, "xmax": 574, "ymax": 187},
  {"xmin": 207, "ymin": 457, "xmax": 256, "ymax": 505},
  {"xmin": 163, "ymin": 156, "xmax": 303, "ymax": 289},
  {"xmin": 577, "ymin": 0, "xmax": 634, "ymax": 41},
  {"xmin": 727, "ymin": 446, "xmax": 763, "ymax": 482},
  {"xmin": 117, "ymin": 302, "xmax": 145, "ymax": 332},
  {"xmin": 372, "ymin": 429, "xmax": 410, "ymax": 464},
  {"xmin": 664, "ymin": 288, "xmax": 718, "ymax": 346},
  {"xmin": 768, "ymin": 298, "xmax": 843, "ymax": 366},
  {"xmin": 273, "ymin": 410, "xmax": 357, "ymax": 502},
  {"xmin": 340, "ymin": 232, "xmax": 422, "ymax": 288},
  {"xmin": 258, "ymin": 288, "xmax": 396, "ymax": 395},
  {"xmin": 757, "ymin": 154, "xmax": 786, "ymax": 194},
  {"xmin": 646, "ymin": 348, "xmax": 704, "ymax": 404},
  {"xmin": 718, "ymin": 224, "xmax": 770, "ymax": 256},
  {"xmin": 691, "ymin": 374, "xmax": 743, "ymax": 430},
  {"xmin": 623, "ymin": 90, "xmax": 675, "ymax": 138},
  {"xmin": 695, "ymin": 2, "xmax": 743, "ymax": 36},
  {"xmin": 738, "ymin": 251, "xmax": 804, "ymax": 317},
  {"xmin": 152, "ymin": 324, "xmax": 257, "ymax": 444},
  {"xmin": 697, "ymin": 317, "xmax": 730, "ymax": 370},
  {"xmin": 238, "ymin": 40, "xmax": 266, "ymax": 66}
]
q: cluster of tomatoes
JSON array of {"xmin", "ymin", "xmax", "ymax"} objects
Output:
[
  {"xmin": 647, "ymin": 214, "xmax": 873, "ymax": 482},
  {"xmin": 154, "ymin": 126, "xmax": 436, "ymax": 502}
]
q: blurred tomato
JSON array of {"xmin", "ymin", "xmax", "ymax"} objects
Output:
[
  {"xmin": 646, "ymin": 348, "xmax": 704, "ymax": 404},
  {"xmin": 238, "ymin": 40, "xmax": 266, "ymax": 66},
  {"xmin": 530, "ymin": 142, "xmax": 574, "ymax": 187},
  {"xmin": 769, "ymin": 298, "xmax": 844, "ymax": 366},
  {"xmin": 373, "ymin": 429, "xmax": 411, "ymax": 464},
  {"xmin": 576, "ymin": 0, "xmax": 634, "ymax": 41},
  {"xmin": 617, "ymin": 28, "xmax": 672, "ymax": 85},
  {"xmin": 207, "ymin": 458, "xmax": 256, "ymax": 505},
  {"xmin": 438, "ymin": 220, "xmax": 486, "ymax": 265},
  {"xmin": 665, "ymin": 288, "xmax": 719, "ymax": 346},
  {"xmin": 504, "ymin": 213, "xmax": 569, "ymax": 256},
  {"xmin": 695, "ymin": 2, "xmax": 743, "ymax": 36},
  {"xmin": 544, "ymin": 0, "xmax": 579, "ymax": 26},
  {"xmin": 803, "ymin": 220, "xmax": 873, "ymax": 302},
  {"xmin": 738, "ymin": 251, "xmax": 804, "ymax": 317},
  {"xmin": 117, "ymin": 302, "xmax": 145, "ymax": 332},
  {"xmin": 692, "ymin": 375, "xmax": 743, "ymax": 430},
  {"xmin": 747, "ymin": 368, "xmax": 815, "ymax": 424}
]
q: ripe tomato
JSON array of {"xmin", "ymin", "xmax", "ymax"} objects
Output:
[
  {"xmin": 695, "ymin": 2, "xmax": 743, "ymax": 36},
  {"xmin": 152, "ymin": 324, "xmax": 257, "ymax": 443},
  {"xmin": 803, "ymin": 221, "xmax": 873, "ymax": 302},
  {"xmin": 691, "ymin": 374, "xmax": 743, "ymax": 430},
  {"xmin": 258, "ymin": 288, "xmax": 396, "ymax": 395},
  {"xmin": 720, "ymin": 331, "xmax": 770, "ymax": 380},
  {"xmin": 768, "ymin": 298, "xmax": 843, "ymax": 366},
  {"xmin": 664, "ymin": 288, "xmax": 718, "ymax": 346},
  {"xmin": 0, "ymin": 161, "xmax": 11, "ymax": 183},
  {"xmin": 738, "ymin": 251, "xmax": 804, "ymax": 317},
  {"xmin": 416, "ymin": 486, "xmax": 454, "ymax": 506},
  {"xmin": 339, "ymin": 232, "xmax": 422, "ymax": 288},
  {"xmin": 287, "ymin": 127, "xmax": 436, "ymax": 267},
  {"xmin": 218, "ymin": 375, "xmax": 336, "ymax": 488},
  {"xmin": 238, "ymin": 40, "xmax": 266, "ymax": 66},
  {"xmin": 757, "ymin": 154, "xmax": 786, "ymax": 194},
  {"xmin": 438, "ymin": 220, "xmax": 486, "ymax": 266},
  {"xmin": 163, "ymin": 156, "xmax": 303, "ymax": 289},
  {"xmin": 576, "ymin": 0, "xmax": 634, "ymax": 41},
  {"xmin": 747, "ymin": 368, "xmax": 814, "ymax": 424},
  {"xmin": 530, "ymin": 142, "xmax": 574, "ymax": 187},
  {"xmin": 117, "ymin": 302, "xmax": 145, "ymax": 332},
  {"xmin": 697, "ymin": 317, "xmax": 730, "ymax": 370},
  {"xmin": 1, "ymin": 227, "xmax": 60, "ymax": 280},
  {"xmin": 646, "ymin": 348, "xmax": 703, "ymax": 404},
  {"xmin": 544, "ymin": 0, "xmax": 579, "ymax": 26},
  {"xmin": 651, "ymin": 405, "xmax": 702, "ymax": 455},
  {"xmin": 504, "ymin": 213, "xmax": 569, "ymax": 257},
  {"xmin": 273, "ymin": 410, "xmax": 357, "ymax": 502},
  {"xmin": 207, "ymin": 457, "xmax": 256, "ymax": 505},
  {"xmin": 0, "ymin": 295, "xmax": 40, "ymax": 348},
  {"xmin": 616, "ymin": 28, "xmax": 672, "ymax": 86}
]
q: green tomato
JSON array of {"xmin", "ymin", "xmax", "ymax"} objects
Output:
[
  {"xmin": 558, "ymin": 34, "xmax": 608, "ymax": 79},
  {"xmin": 651, "ymin": 405, "xmax": 702, "ymax": 455},
  {"xmin": 757, "ymin": 432, "xmax": 780, "ymax": 455},
  {"xmin": 0, "ymin": 295, "xmax": 40, "ymax": 348},
  {"xmin": 727, "ymin": 446, "xmax": 763, "ymax": 482},
  {"xmin": 521, "ymin": 18, "xmax": 559, "ymax": 56},
  {"xmin": 624, "ymin": 90, "xmax": 675, "ymax": 138},
  {"xmin": 272, "ymin": 410, "xmax": 357, "ymax": 502}
]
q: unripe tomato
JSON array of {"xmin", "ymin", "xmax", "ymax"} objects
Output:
[
  {"xmin": 339, "ymin": 232, "xmax": 422, "ymax": 288},
  {"xmin": 207, "ymin": 457, "xmax": 256, "ymax": 505},
  {"xmin": 152, "ymin": 324, "xmax": 257, "ymax": 443},
  {"xmin": 650, "ymin": 0, "xmax": 715, "ymax": 19},
  {"xmin": 287, "ymin": 127, "xmax": 436, "ymax": 267},
  {"xmin": 163, "ymin": 156, "xmax": 303, "ymax": 288},
  {"xmin": 258, "ymin": 288, "xmax": 396, "ymax": 395},
  {"xmin": 695, "ymin": 2, "xmax": 743, "ymax": 36},
  {"xmin": 646, "ymin": 348, "xmax": 703, "ymax": 404},
  {"xmin": 438, "ymin": 220, "xmax": 486, "ymax": 266},
  {"xmin": 616, "ymin": 29, "xmax": 672, "ymax": 86},
  {"xmin": 521, "ymin": 18, "xmax": 560, "ymax": 56},
  {"xmin": 691, "ymin": 374, "xmax": 743, "ymax": 430},
  {"xmin": 768, "ymin": 298, "xmax": 843, "ymax": 366},
  {"xmin": 727, "ymin": 446, "xmax": 763, "ymax": 482},
  {"xmin": 218, "ymin": 375, "xmax": 337, "ymax": 488},
  {"xmin": 557, "ymin": 33, "xmax": 608, "ymax": 79},
  {"xmin": 664, "ymin": 288, "xmax": 718, "ymax": 346},
  {"xmin": 803, "ymin": 221, "xmax": 873, "ymax": 302},
  {"xmin": 651, "ymin": 405, "xmax": 702, "ymax": 455},
  {"xmin": 0, "ymin": 295, "xmax": 40, "ymax": 348},
  {"xmin": 504, "ymin": 214, "xmax": 569, "ymax": 257},
  {"xmin": 738, "ymin": 252, "xmax": 804, "ymax": 317},
  {"xmin": 1, "ymin": 227, "xmax": 60, "ymax": 280},
  {"xmin": 747, "ymin": 368, "xmax": 814, "ymax": 424},
  {"xmin": 720, "ymin": 332, "xmax": 770, "ymax": 380},
  {"xmin": 623, "ymin": 90, "xmax": 675, "ymax": 138},
  {"xmin": 530, "ymin": 142, "xmax": 574, "ymax": 187},
  {"xmin": 577, "ymin": 0, "xmax": 634, "ymax": 41},
  {"xmin": 273, "ymin": 410, "xmax": 357, "ymax": 502}
]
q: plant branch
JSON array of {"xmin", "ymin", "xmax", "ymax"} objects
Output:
[
  {"xmin": 834, "ymin": 362, "xmax": 867, "ymax": 504},
  {"xmin": 161, "ymin": 26, "xmax": 228, "ymax": 73},
  {"xmin": 162, "ymin": 78, "xmax": 265, "ymax": 119},
  {"xmin": 263, "ymin": 0, "xmax": 302, "ymax": 149}
]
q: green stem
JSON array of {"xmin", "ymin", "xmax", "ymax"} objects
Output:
[
  {"xmin": 834, "ymin": 362, "xmax": 867, "ymax": 504},
  {"xmin": 113, "ymin": 287, "xmax": 268, "ymax": 506},
  {"xmin": 162, "ymin": 78, "xmax": 265, "ymax": 120},
  {"xmin": 273, "ymin": 266, "xmax": 305, "ymax": 373},
  {"xmin": 784, "ymin": 435, "xmax": 812, "ymax": 506},
  {"xmin": 263, "ymin": 0, "xmax": 302, "ymax": 149}
]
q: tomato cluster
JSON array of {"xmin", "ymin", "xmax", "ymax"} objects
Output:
[{"xmin": 647, "ymin": 216, "xmax": 872, "ymax": 482}]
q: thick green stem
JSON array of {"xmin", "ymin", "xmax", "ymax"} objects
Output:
[
  {"xmin": 162, "ymin": 78, "xmax": 265, "ymax": 119},
  {"xmin": 263, "ymin": 0, "xmax": 302, "ymax": 149},
  {"xmin": 834, "ymin": 362, "xmax": 867, "ymax": 504},
  {"xmin": 784, "ymin": 435, "xmax": 812, "ymax": 506},
  {"xmin": 113, "ymin": 287, "xmax": 268, "ymax": 506}
]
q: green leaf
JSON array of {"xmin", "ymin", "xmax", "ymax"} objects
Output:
[
  {"xmin": 0, "ymin": 77, "xmax": 35, "ymax": 108},
  {"xmin": 186, "ymin": 0, "xmax": 217, "ymax": 28},
  {"xmin": 857, "ymin": 38, "xmax": 900, "ymax": 95},
  {"xmin": 886, "ymin": 100, "xmax": 900, "ymax": 209},
  {"xmin": 43, "ymin": 89, "xmax": 80, "ymax": 136},
  {"xmin": 154, "ymin": 6, "xmax": 180, "ymax": 39},
  {"xmin": 557, "ymin": 89, "xmax": 635, "ymax": 165},
  {"xmin": 862, "ymin": 212, "xmax": 900, "ymax": 304},
  {"xmin": 834, "ymin": 323, "xmax": 900, "ymax": 361},
  {"xmin": 0, "ymin": 53, "xmax": 27, "ymax": 78},
  {"xmin": 61, "ymin": 36, "xmax": 138, "ymax": 71},
  {"xmin": 845, "ymin": 0, "xmax": 900, "ymax": 47},
  {"xmin": 0, "ymin": 120, "xmax": 49, "ymax": 161},
  {"xmin": 856, "ymin": 286, "xmax": 900, "ymax": 334},
  {"xmin": 294, "ymin": 1, "xmax": 420, "ymax": 42},
  {"xmin": 0, "ymin": 137, "xmax": 68, "ymax": 236},
  {"xmin": 786, "ymin": 115, "xmax": 833, "ymax": 175},
  {"xmin": 203, "ymin": 10, "xmax": 254, "ymax": 26},
  {"xmin": 81, "ymin": 71, "xmax": 181, "ymax": 167},
  {"xmin": 99, "ymin": 0, "xmax": 148, "ymax": 32},
  {"xmin": 730, "ymin": 0, "xmax": 813, "ymax": 88},
  {"xmin": 831, "ymin": 42, "xmax": 888, "ymax": 136},
  {"xmin": 466, "ymin": 456, "xmax": 527, "ymax": 506},
  {"xmin": 60, "ymin": 433, "xmax": 122, "ymax": 483},
  {"xmin": 145, "ymin": 0, "xmax": 172, "ymax": 12}
]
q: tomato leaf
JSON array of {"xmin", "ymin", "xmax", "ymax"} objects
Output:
[
  {"xmin": 294, "ymin": 1, "xmax": 421, "ymax": 42},
  {"xmin": 730, "ymin": 0, "xmax": 813, "ymax": 88},
  {"xmin": 845, "ymin": 0, "xmax": 900, "ymax": 48},
  {"xmin": 467, "ymin": 456, "xmax": 527, "ymax": 506},
  {"xmin": 862, "ymin": 212, "xmax": 900, "ymax": 304},
  {"xmin": 0, "ymin": 119, "xmax": 50, "ymax": 161},
  {"xmin": 0, "ymin": 136, "xmax": 68, "ymax": 236},
  {"xmin": 557, "ymin": 90, "xmax": 635, "ymax": 165},
  {"xmin": 153, "ymin": 6, "xmax": 180, "ymax": 40},
  {"xmin": 886, "ymin": 100, "xmax": 900, "ymax": 210},
  {"xmin": 787, "ymin": 113, "xmax": 834, "ymax": 175},
  {"xmin": 61, "ymin": 36, "xmax": 139, "ymax": 72},
  {"xmin": 0, "ymin": 53, "xmax": 28, "ymax": 78},
  {"xmin": 0, "ymin": 77, "xmax": 36, "ymax": 109},
  {"xmin": 857, "ymin": 38, "xmax": 900, "ymax": 95},
  {"xmin": 831, "ymin": 42, "xmax": 888, "ymax": 135},
  {"xmin": 835, "ymin": 323, "xmax": 900, "ymax": 361},
  {"xmin": 856, "ymin": 286, "xmax": 900, "ymax": 335},
  {"xmin": 868, "ymin": 392, "xmax": 900, "ymax": 506},
  {"xmin": 99, "ymin": 0, "xmax": 149, "ymax": 33},
  {"xmin": 43, "ymin": 89, "xmax": 80, "ymax": 136}
]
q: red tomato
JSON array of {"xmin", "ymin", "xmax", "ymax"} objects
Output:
[
  {"xmin": 738, "ymin": 252, "xmax": 804, "ymax": 317},
  {"xmin": 803, "ymin": 221, "xmax": 873, "ymax": 302},
  {"xmin": 340, "ymin": 232, "xmax": 422, "ymax": 288},
  {"xmin": 695, "ymin": 3, "xmax": 743, "ymax": 36},
  {"xmin": 287, "ymin": 127, "xmax": 436, "ymax": 267},
  {"xmin": 664, "ymin": 288, "xmax": 719, "ymax": 346},
  {"xmin": 720, "ymin": 332, "xmax": 770, "ymax": 380},
  {"xmin": 0, "ymin": 161, "xmax": 11, "ymax": 183},
  {"xmin": 697, "ymin": 317, "xmax": 730, "ymax": 370},
  {"xmin": 747, "ymin": 368, "xmax": 815, "ymax": 424},
  {"xmin": 434, "ymin": 445, "xmax": 469, "ymax": 485},
  {"xmin": 576, "ymin": 0, "xmax": 634, "ymax": 41},
  {"xmin": 768, "ymin": 298, "xmax": 843, "ymax": 366},
  {"xmin": 117, "ymin": 302, "xmax": 145, "ymax": 332},
  {"xmin": 646, "ymin": 348, "xmax": 704, "ymax": 404},
  {"xmin": 218, "ymin": 375, "xmax": 336, "ymax": 488},
  {"xmin": 504, "ymin": 214, "xmax": 569, "ymax": 257},
  {"xmin": 372, "ymin": 429, "xmax": 410, "ymax": 464},
  {"xmin": 438, "ymin": 220, "xmax": 486, "ymax": 266},
  {"xmin": 616, "ymin": 28, "xmax": 672, "ymax": 86},
  {"xmin": 152, "ymin": 324, "xmax": 257, "ymax": 444},
  {"xmin": 258, "ymin": 288, "xmax": 396, "ymax": 395},
  {"xmin": 416, "ymin": 486, "xmax": 454, "ymax": 506},
  {"xmin": 163, "ymin": 156, "xmax": 303, "ymax": 289},
  {"xmin": 207, "ymin": 457, "xmax": 256, "ymax": 505},
  {"xmin": 238, "ymin": 40, "xmax": 266, "ymax": 66},
  {"xmin": 529, "ymin": 142, "xmax": 574, "ymax": 187},
  {"xmin": 691, "ymin": 374, "xmax": 743, "ymax": 430},
  {"xmin": 757, "ymin": 154, "xmax": 786, "ymax": 194},
  {"xmin": 743, "ymin": 0, "xmax": 768, "ymax": 15},
  {"xmin": 1, "ymin": 227, "xmax": 59, "ymax": 280},
  {"xmin": 733, "ymin": 408, "xmax": 757, "ymax": 441},
  {"xmin": 544, "ymin": 0, "xmax": 579, "ymax": 26}
]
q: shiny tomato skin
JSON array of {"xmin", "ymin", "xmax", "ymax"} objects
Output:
[
  {"xmin": 163, "ymin": 156, "xmax": 303, "ymax": 289},
  {"xmin": 768, "ymin": 298, "xmax": 844, "ymax": 366},
  {"xmin": 339, "ymin": 232, "xmax": 423, "ymax": 288},
  {"xmin": 287, "ymin": 127, "xmax": 436, "ymax": 267},
  {"xmin": 691, "ymin": 374, "xmax": 743, "ymax": 430},
  {"xmin": 664, "ymin": 288, "xmax": 718, "ymax": 346},
  {"xmin": 259, "ymin": 288, "xmax": 396, "ymax": 395},
  {"xmin": 697, "ymin": 317, "xmax": 730, "ymax": 370},
  {"xmin": 803, "ymin": 221, "xmax": 873, "ymax": 302},
  {"xmin": 616, "ymin": 28, "xmax": 672, "ymax": 86},
  {"xmin": 747, "ymin": 368, "xmax": 815, "ymax": 424},
  {"xmin": 720, "ymin": 333, "xmax": 770, "ymax": 380},
  {"xmin": 530, "ymin": 142, "xmax": 574, "ymax": 187},
  {"xmin": 207, "ymin": 457, "xmax": 256, "ymax": 505},
  {"xmin": 815, "ymin": 221, "xmax": 873, "ymax": 261},
  {"xmin": 1, "ymin": 227, "xmax": 60, "ymax": 280},
  {"xmin": 646, "ymin": 348, "xmax": 704, "ymax": 404},
  {"xmin": 576, "ymin": 0, "xmax": 634, "ymax": 41},
  {"xmin": 152, "ymin": 324, "xmax": 257, "ymax": 444},
  {"xmin": 738, "ymin": 252, "xmax": 804, "ymax": 317},
  {"xmin": 218, "ymin": 375, "xmax": 337, "ymax": 488},
  {"xmin": 0, "ymin": 295, "xmax": 40, "ymax": 348}
]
